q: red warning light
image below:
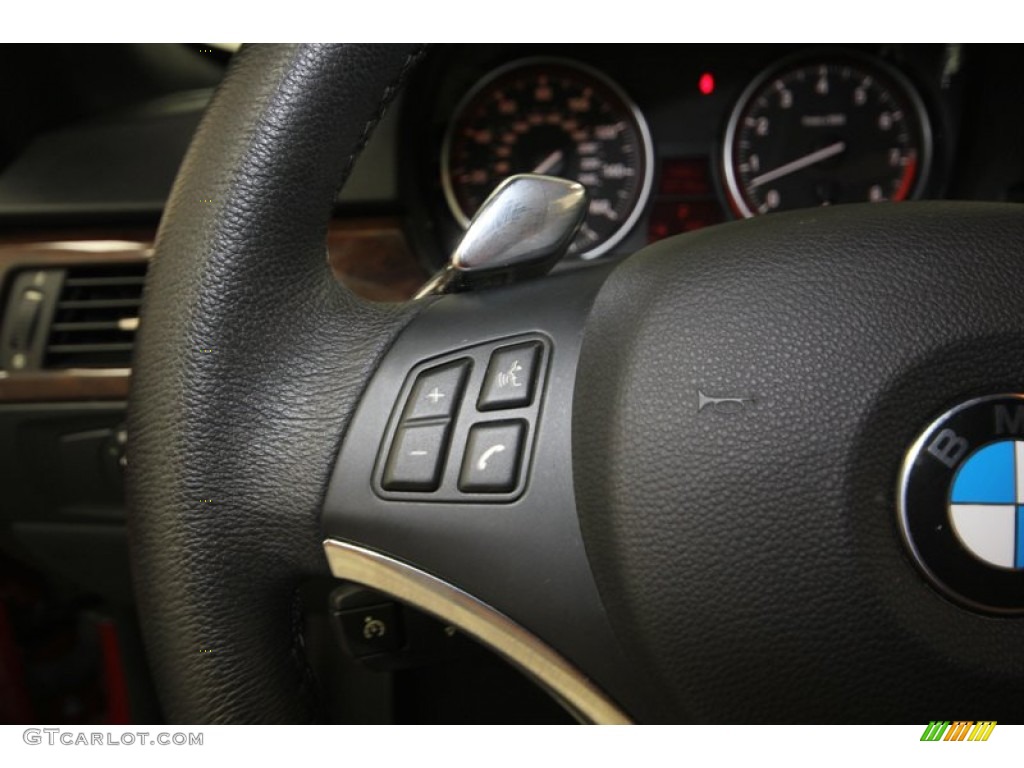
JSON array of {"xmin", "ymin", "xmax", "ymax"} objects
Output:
[{"xmin": 698, "ymin": 72, "xmax": 715, "ymax": 96}]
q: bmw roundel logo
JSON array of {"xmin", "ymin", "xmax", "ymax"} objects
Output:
[{"xmin": 900, "ymin": 394, "xmax": 1024, "ymax": 613}]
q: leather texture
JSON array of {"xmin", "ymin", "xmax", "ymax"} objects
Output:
[
  {"xmin": 127, "ymin": 44, "xmax": 425, "ymax": 723},
  {"xmin": 575, "ymin": 203, "xmax": 1024, "ymax": 722}
]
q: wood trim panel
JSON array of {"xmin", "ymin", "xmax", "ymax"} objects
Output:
[
  {"xmin": 327, "ymin": 218, "xmax": 428, "ymax": 302},
  {"xmin": 0, "ymin": 370, "xmax": 131, "ymax": 402},
  {"xmin": 0, "ymin": 218, "xmax": 426, "ymax": 403}
]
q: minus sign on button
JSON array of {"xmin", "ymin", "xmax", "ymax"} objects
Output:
[{"xmin": 409, "ymin": 450, "xmax": 428, "ymax": 456}]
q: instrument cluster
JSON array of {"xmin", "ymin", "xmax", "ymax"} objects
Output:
[{"xmin": 405, "ymin": 44, "xmax": 962, "ymax": 268}]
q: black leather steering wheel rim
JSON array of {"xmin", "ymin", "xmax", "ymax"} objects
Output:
[{"xmin": 128, "ymin": 44, "xmax": 426, "ymax": 723}]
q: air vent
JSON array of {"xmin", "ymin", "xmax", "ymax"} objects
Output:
[{"xmin": 44, "ymin": 262, "xmax": 147, "ymax": 369}]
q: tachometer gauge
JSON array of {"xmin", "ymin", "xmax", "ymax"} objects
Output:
[
  {"xmin": 723, "ymin": 55, "xmax": 932, "ymax": 218},
  {"xmin": 442, "ymin": 59, "xmax": 654, "ymax": 260}
]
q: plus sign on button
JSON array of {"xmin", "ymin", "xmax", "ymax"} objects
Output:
[{"xmin": 404, "ymin": 359, "xmax": 470, "ymax": 421}]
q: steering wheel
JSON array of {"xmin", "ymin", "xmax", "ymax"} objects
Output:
[{"xmin": 127, "ymin": 44, "xmax": 1024, "ymax": 723}]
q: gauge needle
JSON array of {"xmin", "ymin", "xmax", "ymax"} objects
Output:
[
  {"xmin": 749, "ymin": 141, "xmax": 846, "ymax": 188},
  {"xmin": 531, "ymin": 150, "xmax": 564, "ymax": 176}
]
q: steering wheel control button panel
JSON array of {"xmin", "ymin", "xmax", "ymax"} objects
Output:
[
  {"xmin": 374, "ymin": 335, "xmax": 550, "ymax": 503},
  {"xmin": 382, "ymin": 424, "xmax": 451, "ymax": 492},
  {"xmin": 900, "ymin": 394, "xmax": 1024, "ymax": 613},
  {"xmin": 459, "ymin": 421, "xmax": 526, "ymax": 493},
  {"xmin": 479, "ymin": 342, "xmax": 541, "ymax": 410},
  {"xmin": 403, "ymin": 360, "xmax": 469, "ymax": 420}
]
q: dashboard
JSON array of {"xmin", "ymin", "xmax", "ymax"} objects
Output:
[{"xmin": 402, "ymin": 43, "xmax": 1022, "ymax": 271}]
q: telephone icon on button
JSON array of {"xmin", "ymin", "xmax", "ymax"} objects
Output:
[{"xmin": 477, "ymin": 444, "xmax": 506, "ymax": 470}]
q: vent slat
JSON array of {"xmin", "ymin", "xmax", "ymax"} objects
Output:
[
  {"xmin": 46, "ymin": 343, "xmax": 135, "ymax": 354},
  {"xmin": 57, "ymin": 298, "xmax": 142, "ymax": 310},
  {"xmin": 44, "ymin": 262, "xmax": 147, "ymax": 369},
  {"xmin": 52, "ymin": 321, "xmax": 130, "ymax": 332},
  {"xmin": 63, "ymin": 276, "xmax": 146, "ymax": 288}
]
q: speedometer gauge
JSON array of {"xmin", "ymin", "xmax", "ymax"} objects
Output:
[
  {"xmin": 442, "ymin": 59, "xmax": 654, "ymax": 260},
  {"xmin": 723, "ymin": 55, "xmax": 932, "ymax": 218}
]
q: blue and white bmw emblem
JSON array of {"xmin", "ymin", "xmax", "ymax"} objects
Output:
[{"xmin": 900, "ymin": 394, "xmax": 1024, "ymax": 612}]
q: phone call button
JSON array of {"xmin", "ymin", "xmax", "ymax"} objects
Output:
[{"xmin": 459, "ymin": 421, "xmax": 525, "ymax": 494}]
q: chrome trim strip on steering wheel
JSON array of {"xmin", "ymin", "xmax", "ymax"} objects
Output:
[{"xmin": 322, "ymin": 538, "xmax": 632, "ymax": 725}]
